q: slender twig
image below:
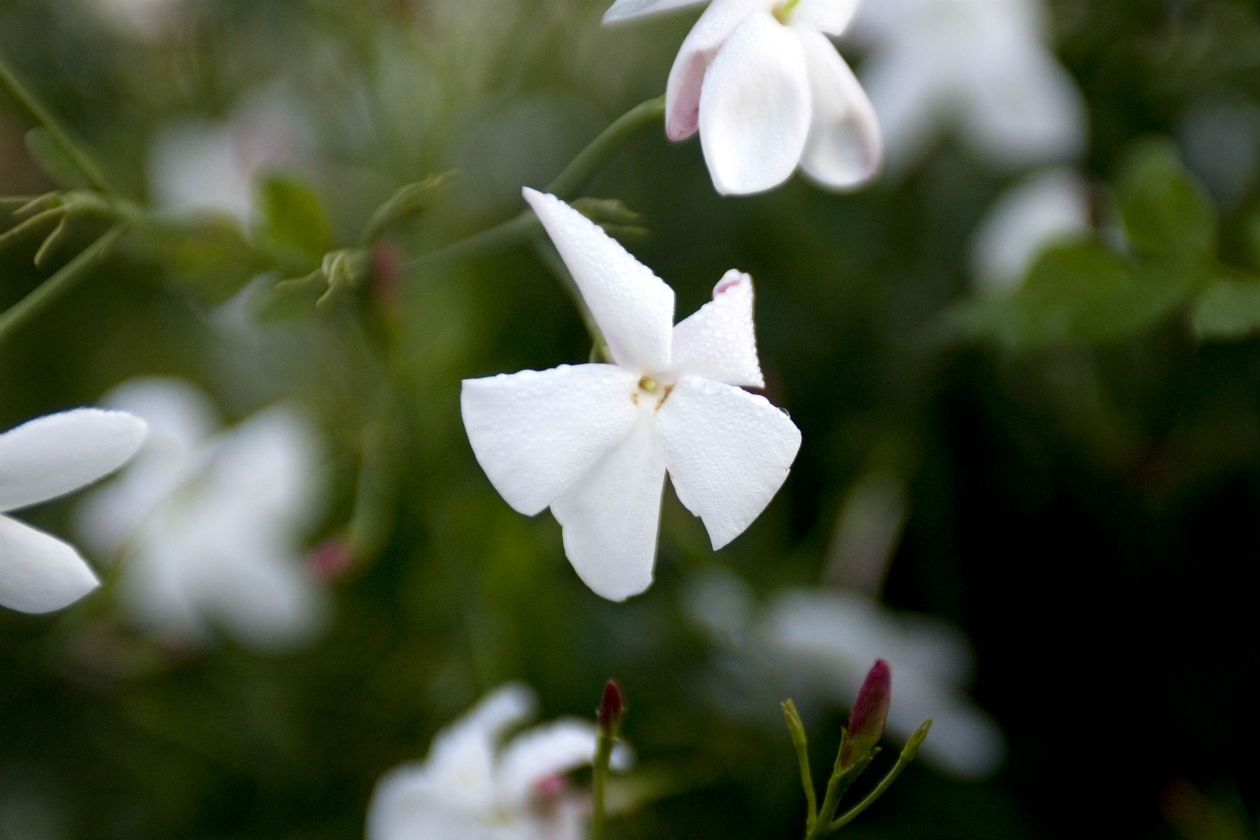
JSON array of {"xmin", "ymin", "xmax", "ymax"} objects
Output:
[
  {"xmin": 0, "ymin": 54, "xmax": 121, "ymax": 197},
  {"xmin": 0, "ymin": 224, "xmax": 128, "ymax": 344},
  {"xmin": 825, "ymin": 719, "xmax": 933, "ymax": 833}
]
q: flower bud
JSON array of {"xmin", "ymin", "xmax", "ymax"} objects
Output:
[
  {"xmin": 841, "ymin": 659, "xmax": 891, "ymax": 766},
  {"xmin": 597, "ymin": 679, "xmax": 624, "ymax": 735}
]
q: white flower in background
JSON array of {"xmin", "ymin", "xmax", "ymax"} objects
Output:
[
  {"xmin": 367, "ymin": 683, "xmax": 631, "ymax": 840},
  {"xmin": 848, "ymin": 0, "xmax": 1086, "ymax": 174},
  {"xmin": 605, "ymin": 0, "xmax": 881, "ymax": 195},
  {"xmin": 760, "ymin": 587, "xmax": 1004, "ymax": 778},
  {"xmin": 148, "ymin": 87, "xmax": 311, "ymax": 223},
  {"xmin": 75, "ymin": 378, "xmax": 329, "ymax": 650},
  {"xmin": 970, "ymin": 167, "xmax": 1091, "ymax": 294},
  {"xmin": 461, "ymin": 188, "xmax": 802, "ymax": 601},
  {"xmin": 1, "ymin": 409, "xmax": 146, "ymax": 614},
  {"xmin": 77, "ymin": 0, "xmax": 185, "ymax": 42}
]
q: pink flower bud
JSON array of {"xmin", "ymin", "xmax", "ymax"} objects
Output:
[
  {"xmin": 597, "ymin": 679, "xmax": 624, "ymax": 734},
  {"xmin": 842, "ymin": 659, "xmax": 891, "ymax": 766}
]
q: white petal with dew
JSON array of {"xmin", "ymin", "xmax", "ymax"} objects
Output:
[
  {"xmin": 0, "ymin": 515, "xmax": 99, "ymax": 613},
  {"xmin": 523, "ymin": 189, "xmax": 675, "ymax": 373},
  {"xmin": 671, "ymin": 270, "xmax": 764, "ymax": 388},
  {"xmin": 797, "ymin": 29, "xmax": 882, "ymax": 190},
  {"xmin": 0, "ymin": 409, "xmax": 147, "ymax": 513},
  {"xmin": 462, "ymin": 365, "xmax": 641, "ymax": 516},
  {"xmin": 698, "ymin": 12, "xmax": 812, "ymax": 195},
  {"xmin": 664, "ymin": 0, "xmax": 773, "ymax": 141},
  {"xmin": 656, "ymin": 376, "xmax": 801, "ymax": 549},
  {"xmin": 602, "ymin": 0, "xmax": 710, "ymax": 24},
  {"xmin": 551, "ymin": 418, "xmax": 666, "ymax": 601},
  {"xmin": 496, "ymin": 720, "xmax": 601, "ymax": 806},
  {"xmin": 789, "ymin": 0, "xmax": 861, "ymax": 36}
]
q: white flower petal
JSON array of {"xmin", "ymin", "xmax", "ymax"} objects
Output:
[
  {"xmin": 602, "ymin": 0, "xmax": 709, "ymax": 24},
  {"xmin": 551, "ymin": 417, "xmax": 665, "ymax": 601},
  {"xmin": 117, "ymin": 528, "xmax": 213, "ymax": 644},
  {"xmin": 366, "ymin": 766, "xmax": 482, "ymax": 840},
  {"xmin": 462, "ymin": 365, "xmax": 641, "ymax": 516},
  {"xmin": 698, "ymin": 12, "xmax": 812, "ymax": 195},
  {"xmin": 0, "ymin": 409, "xmax": 148, "ymax": 513},
  {"xmin": 962, "ymin": 48, "xmax": 1087, "ymax": 168},
  {"xmin": 796, "ymin": 29, "xmax": 882, "ymax": 190},
  {"xmin": 424, "ymin": 684, "xmax": 538, "ymax": 809},
  {"xmin": 523, "ymin": 189, "xmax": 675, "ymax": 372},
  {"xmin": 789, "ymin": 0, "xmax": 860, "ymax": 36},
  {"xmin": 496, "ymin": 720, "xmax": 600, "ymax": 806},
  {"xmin": 665, "ymin": 0, "xmax": 773, "ymax": 141},
  {"xmin": 656, "ymin": 376, "xmax": 801, "ymax": 549},
  {"xmin": 670, "ymin": 270, "xmax": 764, "ymax": 387},
  {"xmin": 0, "ymin": 515, "xmax": 99, "ymax": 613}
]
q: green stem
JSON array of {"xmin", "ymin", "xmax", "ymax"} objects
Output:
[
  {"xmin": 782, "ymin": 700, "xmax": 818, "ymax": 832},
  {"xmin": 591, "ymin": 723, "xmax": 620, "ymax": 840},
  {"xmin": 545, "ymin": 95, "xmax": 665, "ymax": 198},
  {"xmin": 825, "ymin": 719, "xmax": 933, "ymax": 834},
  {"xmin": 401, "ymin": 94, "xmax": 665, "ymax": 276},
  {"xmin": 0, "ymin": 224, "xmax": 128, "ymax": 344},
  {"xmin": 0, "ymin": 54, "xmax": 120, "ymax": 198}
]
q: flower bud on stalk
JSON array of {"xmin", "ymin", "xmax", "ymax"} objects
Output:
[{"xmin": 841, "ymin": 659, "xmax": 891, "ymax": 767}]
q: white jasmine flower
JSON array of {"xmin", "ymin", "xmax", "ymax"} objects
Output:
[
  {"xmin": 75, "ymin": 378, "xmax": 329, "ymax": 650},
  {"xmin": 461, "ymin": 188, "xmax": 802, "ymax": 601},
  {"xmin": 0, "ymin": 409, "xmax": 146, "ymax": 614},
  {"xmin": 605, "ymin": 0, "xmax": 881, "ymax": 195},
  {"xmin": 970, "ymin": 167, "xmax": 1091, "ymax": 294},
  {"xmin": 761, "ymin": 587, "xmax": 1005, "ymax": 778},
  {"xmin": 367, "ymin": 683, "xmax": 631, "ymax": 840},
  {"xmin": 849, "ymin": 0, "xmax": 1086, "ymax": 174}
]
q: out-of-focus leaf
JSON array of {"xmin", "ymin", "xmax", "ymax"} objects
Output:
[
  {"xmin": 1117, "ymin": 139, "xmax": 1216, "ymax": 263},
  {"xmin": 23, "ymin": 128, "xmax": 89, "ymax": 190},
  {"xmin": 134, "ymin": 217, "xmax": 268, "ymax": 304},
  {"xmin": 253, "ymin": 270, "xmax": 326, "ymax": 321},
  {"xmin": 359, "ymin": 172, "xmax": 456, "ymax": 244},
  {"xmin": 257, "ymin": 174, "xmax": 335, "ymax": 259},
  {"xmin": 952, "ymin": 242, "xmax": 1197, "ymax": 348},
  {"xmin": 1191, "ymin": 276, "xmax": 1260, "ymax": 341}
]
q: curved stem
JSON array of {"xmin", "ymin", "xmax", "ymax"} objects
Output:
[
  {"xmin": 0, "ymin": 224, "xmax": 129, "ymax": 345},
  {"xmin": 0, "ymin": 54, "xmax": 121, "ymax": 198},
  {"xmin": 824, "ymin": 719, "xmax": 932, "ymax": 834},
  {"xmin": 545, "ymin": 94, "xmax": 665, "ymax": 198}
]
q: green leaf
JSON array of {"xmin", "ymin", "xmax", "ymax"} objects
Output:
[
  {"xmin": 256, "ymin": 174, "xmax": 334, "ymax": 260},
  {"xmin": 1191, "ymin": 276, "xmax": 1260, "ymax": 341},
  {"xmin": 1116, "ymin": 138, "xmax": 1216, "ymax": 263},
  {"xmin": 135, "ymin": 217, "xmax": 268, "ymax": 304},
  {"xmin": 953, "ymin": 242, "xmax": 1197, "ymax": 348},
  {"xmin": 359, "ymin": 171, "xmax": 455, "ymax": 244}
]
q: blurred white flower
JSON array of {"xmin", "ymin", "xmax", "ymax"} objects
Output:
[
  {"xmin": 849, "ymin": 0, "xmax": 1086, "ymax": 174},
  {"xmin": 367, "ymin": 683, "xmax": 631, "ymax": 840},
  {"xmin": 760, "ymin": 587, "xmax": 1004, "ymax": 778},
  {"xmin": 970, "ymin": 167, "xmax": 1091, "ymax": 294},
  {"xmin": 78, "ymin": 0, "xmax": 185, "ymax": 42},
  {"xmin": 0, "ymin": 409, "xmax": 147, "ymax": 614},
  {"xmin": 605, "ymin": 0, "xmax": 881, "ymax": 195},
  {"xmin": 148, "ymin": 87, "xmax": 311, "ymax": 223},
  {"xmin": 462, "ymin": 188, "xmax": 801, "ymax": 601},
  {"xmin": 75, "ymin": 378, "xmax": 329, "ymax": 650}
]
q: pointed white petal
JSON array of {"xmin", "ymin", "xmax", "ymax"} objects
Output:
[
  {"xmin": 788, "ymin": 0, "xmax": 860, "ymax": 36},
  {"xmin": 796, "ymin": 30, "xmax": 882, "ymax": 189},
  {"xmin": 603, "ymin": 0, "xmax": 709, "ymax": 24},
  {"xmin": 462, "ymin": 365, "xmax": 640, "ymax": 516},
  {"xmin": 497, "ymin": 720, "xmax": 600, "ymax": 806},
  {"xmin": 0, "ymin": 409, "xmax": 147, "ymax": 513},
  {"xmin": 522, "ymin": 189, "xmax": 675, "ymax": 372},
  {"xmin": 656, "ymin": 376, "xmax": 800, "ymax": 549},
  {"xmin": 0, "ymin": 515, "xmax": 99, "ymax": 613},
  {"xmin": 665, "ymin": 0, "xmax": 774, "ymax": 141},
  {"xmin": 962, "ymin": 49, "xmax": 1087, "ymax": 168},
  {"xmin": 670, "ymin": 270, "xmax": 764, "ymax": 387},
  {"xmin": 698, "ymin": 12, "xmax": 812, "ymax": 195},
  {"xmin": 551, "ymin": 417, "xmax": 665, "ymax": 601}
]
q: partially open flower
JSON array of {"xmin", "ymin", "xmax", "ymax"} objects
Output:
[
  {"xmin": 461, "ymin": 189, "xmax": 801, "ymax": 601},
  {"xmin": 605, "ymin": 0, "xmax": 882, "ymax": 195},
  {"xmin": 0, "ymin": 409, "xmax": 147, "ymax": 614}
]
